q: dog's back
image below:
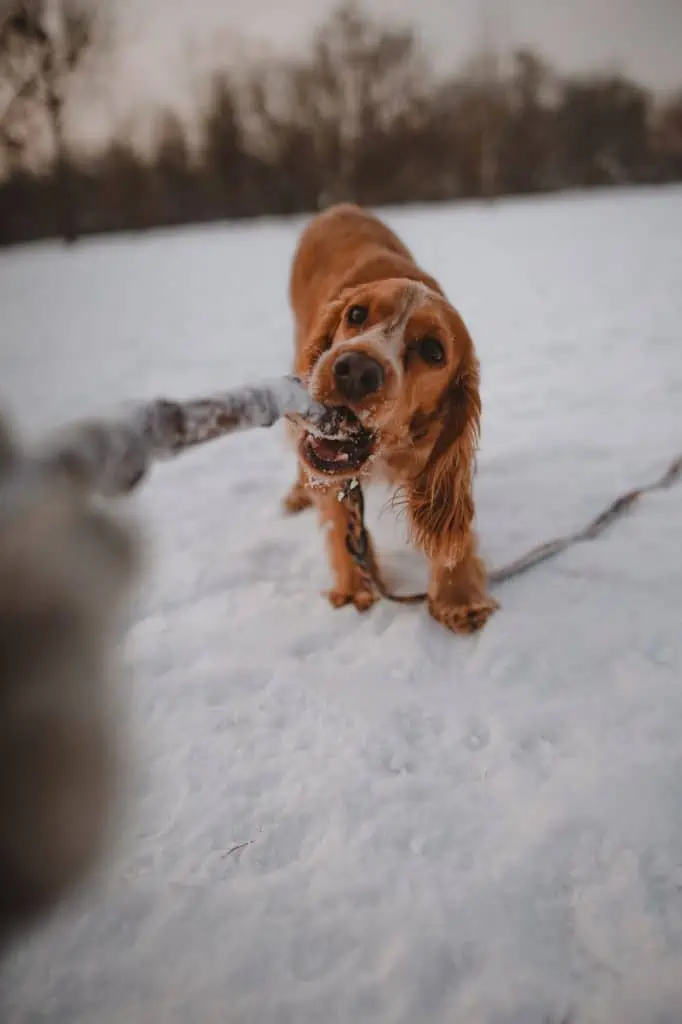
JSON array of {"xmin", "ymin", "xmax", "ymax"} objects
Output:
[{"xmin": 289, "ymin": 204, "xmax": 427, "ymax": 343}]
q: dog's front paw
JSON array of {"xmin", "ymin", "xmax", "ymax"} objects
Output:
[
  {"xmin": 326, "ymin": 583, "xmax": 377, "ymax": 613},
  {"xmin": 428, "ymin": 596, "xmax": 499, "ymax": 635}
]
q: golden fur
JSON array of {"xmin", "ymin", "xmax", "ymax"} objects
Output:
[{"xmin": 284, "ymin": 203, "xmax": 498, "ymax": 633}]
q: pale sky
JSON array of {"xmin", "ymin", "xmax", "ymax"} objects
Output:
[{"xmin": 74, "ymin": 0, "xmax": 682, "ymax": 146}]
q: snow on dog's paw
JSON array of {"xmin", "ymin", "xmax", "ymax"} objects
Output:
[{"xmin": 429, "ymin": 597, "xmax": 499, "ymax": 635}]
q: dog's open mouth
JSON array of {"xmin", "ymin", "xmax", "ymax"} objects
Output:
[
  {"xmin": 300, "ymin": 406, "xmax": 375, "ymax": 476},
  {"xmin": 303, "ymin": 433, "xmax": 374, "ymax": 474}
]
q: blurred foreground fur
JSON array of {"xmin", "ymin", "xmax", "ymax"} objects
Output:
[
  {"xmin": 0, "ymin": 377, "xmax": 339, "ymax": 957},
  {"xmin": 0, "ymin": 414, "xmax": 140, "ymax": 954}
]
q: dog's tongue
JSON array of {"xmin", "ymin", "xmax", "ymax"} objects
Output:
[{"xmin": 308, "ymin": 436, "xmax": 351, "ymax": 463}]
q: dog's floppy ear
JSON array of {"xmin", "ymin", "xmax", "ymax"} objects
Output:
[
  {"xmin": 295, "ymin": 289, "xmax": 356, "ymax": 379},
  {"xmin": 407, "ymin": 349, "xmax": 481, "ymax": 565}
]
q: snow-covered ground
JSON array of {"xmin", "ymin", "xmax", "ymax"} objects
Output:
[{"xmin": 1, "ymin": 186, "xmax": 682, "ymax": 1023}]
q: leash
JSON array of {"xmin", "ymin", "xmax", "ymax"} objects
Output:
[
  {"xmin": 340, "ymin": 478, "xmax": 427, "ymax": 604},
  {"xmin": 339, "ymin": 451, "xmax": 682, "ymax": 602}
]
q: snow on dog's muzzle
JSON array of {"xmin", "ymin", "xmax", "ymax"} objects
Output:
[{"xmin": 300, "ymin": 404, "xmax": 375, "ymax": 477}]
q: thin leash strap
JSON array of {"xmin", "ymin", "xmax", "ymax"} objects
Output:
[
  {"xmin": 340, "ymin": 452, "xmax": 682, "ymax": 602},
  {"xmin": 488, "ymin": 453, "xmax": 682, "ymax": 585}
]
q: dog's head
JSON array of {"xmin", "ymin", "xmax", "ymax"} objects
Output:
[{"xmin": 296, "ymin": 278, "xmax": 481, "ymax": 558}]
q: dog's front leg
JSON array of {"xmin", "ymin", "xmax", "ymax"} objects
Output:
[{"xmin": 427, "ymin": 530, "xmax": 499, "ymax": 634}]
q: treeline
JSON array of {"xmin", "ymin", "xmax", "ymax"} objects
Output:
[{"xmin": 1, "ymin": 2, "xmax": 682, "ymax": 246}]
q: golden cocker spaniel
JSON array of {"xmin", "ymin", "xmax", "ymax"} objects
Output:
[{"xmin": 284, "ymin": 203, "xmax": 498, "ymax": 634}]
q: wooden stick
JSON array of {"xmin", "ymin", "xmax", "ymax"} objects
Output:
[{"xmin": 34, "ymin": 375, "xmax": 358, "ymax": 498}]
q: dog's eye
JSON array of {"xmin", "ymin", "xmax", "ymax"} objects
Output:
[
  {"xmin": 347, "ymin": 305, "xmax": 369, "ymax": 326},
  {"xmin": 418, "ymin": 336, "xmax": 445, "ymax": 366}
]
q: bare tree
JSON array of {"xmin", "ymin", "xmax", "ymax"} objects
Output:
[
  {"xmin": 555, "ymin": 74, "xmax": 652, "ymax": 187},
  {"xmin": 0, "ymin": 0, "xmax": 96, "ymax": 240},
  {"xmin": 500, "ymin": 49, "xmax": 559, "ymax": 192},
  {"xmin": 653, "ymin": 91, "xmax": 682, "ymax": 180},
  {"xmin": 247, "ymin": 1, "xmax": 428, "ymax": 208},
  {"xmin": 457, "ymin": 50, "xmax": 508, "ymax": 199},
  {"xmin": 0, "ymin": 1, "xmax": 47, "ymax": 160}
]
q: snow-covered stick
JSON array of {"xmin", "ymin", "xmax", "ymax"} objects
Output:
[{"xmin": 34, "ymin": 376, "xmax": 359, "ymax": 498}]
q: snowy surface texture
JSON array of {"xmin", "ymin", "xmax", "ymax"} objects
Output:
[{"xmin": 1, "ymin": 187, "xmax": 682, "ymax": 1023}]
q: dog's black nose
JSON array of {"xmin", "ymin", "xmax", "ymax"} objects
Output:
[{"xmin": 333, "ymin": 352, "xmax": 384, "ymax": 401}]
